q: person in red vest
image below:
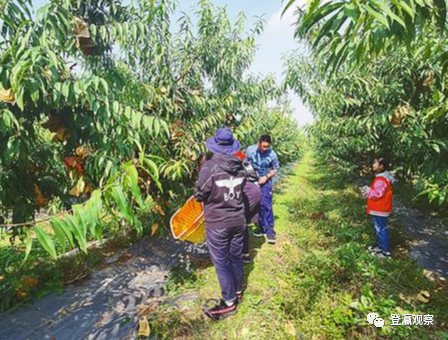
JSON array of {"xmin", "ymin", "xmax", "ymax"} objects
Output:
[{"xmin": 361, "ymin": 156, "xmax": 395, "ymax": 259}]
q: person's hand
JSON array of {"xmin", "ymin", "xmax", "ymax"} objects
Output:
[
  {"xmin": 359, "ymin": 185, "xmax": 369, "ymax": 197},
  {"xmin": 258, "ymin": 176, "xmax": 268, "ymax": 185}
]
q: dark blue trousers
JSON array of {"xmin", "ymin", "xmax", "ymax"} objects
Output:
[
  {"xmin": 259, "ymin": 179, "xmax": 275, "ymax": 237},
  {"xmin": 206, "ymin": 225, "xmax": 245, "ymax": 302},
  {"xmin": 372, "ymin": 216, "xmax": 390, "ymax": 253}
]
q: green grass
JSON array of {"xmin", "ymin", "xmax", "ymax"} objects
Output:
[{"xmin": 147, "ymin": 152, "xmax": 448, "ymax": 340}]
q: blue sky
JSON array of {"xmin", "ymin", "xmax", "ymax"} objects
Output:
[{"xmin": 32, "ymin": 0, "xmax": 313, "ymax": 126}]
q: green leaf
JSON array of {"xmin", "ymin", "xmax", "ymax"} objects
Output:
[
  {"xmin": 143, "ymin": 116, "xmax": 154, "ymax": 132},
  {"xmin": 123, "ymin": 163, "xmax": 144, "ymax": 207},
  {"xmin": 394, "ymin": 0, "xmax": 415, "ymax": 20},
  {"xmin": 132, "ymin": 24, "xmax": 138, "ymax": 41},
  {"xmin": 361, "ymin": 4, "xmax": 390, "ymax": 28},
  {"xmin": 143, "ymin": 158, "xmax": 160, "ymax": 180},
  {"xmin": 50, "ymin": 217, "xmax": 73, "ymax": 253},
  {"xmin": 100, "ymin": 25, "xmax": 108, "ymax": 41},
  {"xmin": 154, "ymin": 118, "xmax": 160, "ymax": 137},
  {"xmin": 113, "ymin": 101, "xmax": 120, "ymax": 114},
  {"xmin": 74, "ymin": 81, "xmax": 82, "ymax": 98},
  {"xmin": 110, "ymin": 185, "xmax": 132, "ymax": 219},
  {"xmin": 161, "ymin": 120, "xmax": 170, "ymax": 137},
  {"xmin": 87, "ymin": 190, "xmax": 103, "ymax": 241},
  {"xmin": 62, "ymin": 81, "xmax": 71, "ymax": 99},
  {"xmin": 15, "ymin": 86, "xmax": 25, "ymax": 110},
  {"xmin": 34, "ymin": 226, "xmax": 58, "ymax": 259},
  {"xmin": 22, "ymin": 229, "xmax": 33, "ymax": 264},
  {"xmin": 65, "ymin": 214, "xmax": 88, "ymax": 253},
  {"xmin": 116, "ymin": 23, "xmax": 123, "ymax": 40},
  {"xmin": 282, "ymin": 0, "xmax": 298, "ymax": 16},
  {"xmin": 73, "ymin": 204, "xmax": 89, "ymax": 238},
  {"xmin": 373, "ymin": 1, "xmax": 406, "ymax": 28},
  {"xmin": 433, "ymin": 0, "xmax": 447, "ymax": 31},
  {"xmin": 439, "ymin": 190, "xmax": 447, "ymax": 205},
  {"xmin": 90, "ymin": 24, "xmax": 97, "ymax": 39},
  {"xmin": 300, "ymin": 2, "xmax": 345, "ymax": 36},
  {"xmin": 110, "ymin": 185, "xmax": 142, "ymax": 233},
  {"xmin": 432, "ymin": 144, "xmax": 440, "ymax": 153}
]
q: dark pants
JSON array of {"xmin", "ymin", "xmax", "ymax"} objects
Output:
[
  {"xmin": 243, "ymin": 182, "xmax": 262, "ymax": 254},
  {"xmin": 372, "ymin": 216, "xmax": 390, "ymax": 253},
  {"xmin": 206, "ymin": 225, "xmax": 245, "ymax": 302},
  {"xmin": 259, "ymin": 179, "xmax": 275, "ymax": 237}
]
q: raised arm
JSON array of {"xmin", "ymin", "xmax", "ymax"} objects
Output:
[{"xmin": 367, "ymin": 180, "xmax": 387, "ymax": 200}]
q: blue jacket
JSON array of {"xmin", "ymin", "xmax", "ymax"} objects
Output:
[{"xmin": 245, "ymin": 145, "xmax": 280, "ymax": 177}]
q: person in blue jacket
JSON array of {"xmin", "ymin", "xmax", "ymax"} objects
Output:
[{"xmin": 245, "ymin": 135, "xmax": 280, "ymax": 244}]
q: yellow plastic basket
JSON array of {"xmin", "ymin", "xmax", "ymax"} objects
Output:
[{"xmin": 170, "ymin": 196, "xmax": 206, "ymax": 244}]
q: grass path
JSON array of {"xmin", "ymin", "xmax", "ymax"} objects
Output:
[{"xmin": 148, "ymin": 152, "xmax": 448, "ymax": 340}]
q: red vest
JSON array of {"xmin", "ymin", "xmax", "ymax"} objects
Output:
[
  {"xmin": 367, "ymin": 176, "xmax": 393, "ymax": 217},
  {"xmin": 234, "ymin": 150, "xmax": 246, "ymax": 160}
]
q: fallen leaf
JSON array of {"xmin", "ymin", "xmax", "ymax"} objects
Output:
[
  {"xmin": 285, "ymin": 321, "xmax": 296, "ymax": 336},
  {"xmin": 138, "ymin": 317, "xmax": 150, "ymax": 337},
  {"xmin": 361, "ymin": 233, "xmax": 369, "ymax": 240},
  {"xmin": 61, "ymin": 309, "xmax": 68, "ymax": 315},
  {"xmin": 153, "ymin": 205, "xmax": 165, "ymax": 216},
  {"xmin": 151, "ymin": 223, "xmax": 159, "ymax": 237},
  {"xmin": 416, "ymin": 290, "xmax": 430, "ymax": 303}
]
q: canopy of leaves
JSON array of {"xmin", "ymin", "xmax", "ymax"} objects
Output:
[
  {"xmin": 284, "ymin": 0, "xmax": 448, "ymax": 206},
  {"xmin": 0, "ymin": 0, "xmax": 304, "ymax": 261}
]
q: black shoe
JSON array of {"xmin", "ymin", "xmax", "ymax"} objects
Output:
[
  {"xmin": 373, "ymin": 251, "xmax": 391, "ymax": 259},
  {"xmin": 253, "ymin": 227, "xmax": 265, "ymax": 237},
  {"xmin": 368, "ymin": 245, "xmax": 382, "ymax": 254},
  {"xmin": 242, "ymin": 253, "xmax": 251, "ymax": 264},
  {"xmin": 267, "ymin": 235, "xmax": 276, "ymax": 244},
  {"xmin": 203, "ymin": 299, "xmax": 237, "ymax": 321}
]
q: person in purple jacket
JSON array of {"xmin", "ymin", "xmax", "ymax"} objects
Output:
[{"xmin": 194, "ymin": 128, "xmax": 247, "ymax": 320}]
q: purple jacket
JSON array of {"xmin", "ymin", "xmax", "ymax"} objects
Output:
[{"xmin": 194, "ymin": 154, "xmax": 246, "ymax": 229}]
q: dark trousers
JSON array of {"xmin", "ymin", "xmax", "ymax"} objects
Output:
[
  {"xmin": 259, "ymin": 179, "xmax": 275, "ymax": 237},
  {"xmin": 243, "ymin": 182, "xmax": 262, "ymax": 254},
  {"xmin": 206, "ymin": 225, "xmax": 246, "ymax": 302},
  {"xmin": 243, "ymin": 227, "xmax": 250, "ymax": 254}
]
